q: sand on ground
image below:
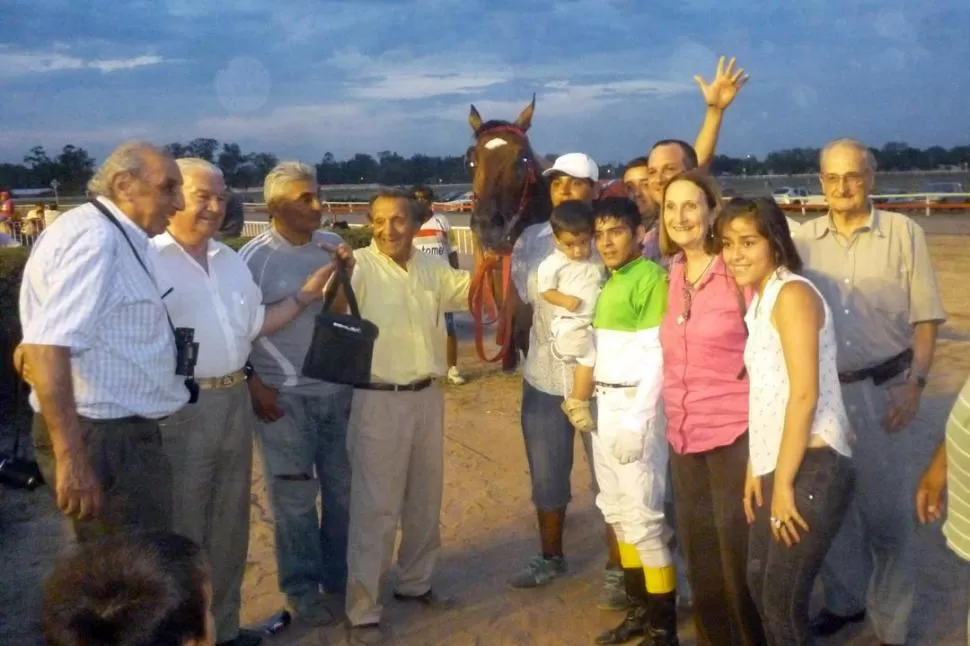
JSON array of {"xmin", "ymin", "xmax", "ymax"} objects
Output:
[{"xmin": 2, "ymin": 228, "xmax": 969, "ymax": 645}]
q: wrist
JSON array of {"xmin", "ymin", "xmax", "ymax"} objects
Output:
[
  {"xmin": 907, "ymin": 370, "xmax": 927, "ymax": 389},
  {"xmin": 293, "ymin": 291, "xmax": 312, "ymax": 308},
  {"xmin": 705, "ymin": 104, "xmax": 724, "ymax": 115}
]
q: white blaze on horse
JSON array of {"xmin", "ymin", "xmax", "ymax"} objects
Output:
[{"xmin": 465, "ymin": 96, "xmax": 553, "ymax": 368}]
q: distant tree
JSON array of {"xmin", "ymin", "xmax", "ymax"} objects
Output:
[
  {"xmin": 164, "ymin": 142, "xmax": 190, "ymax": 158},
  {"xmin": 185, "ymin": 138, "xmax": 220, "ymax": 162},
  {"xmin": 55, "ymin": 145, "xmax": 96, "ymax": 193},
  {"xmin": 217, "ymin": 143, "xmax": 246, "ymax": 186}
]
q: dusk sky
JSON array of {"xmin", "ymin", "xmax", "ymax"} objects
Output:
[{"xmin": 1, "ymin": 0, "xmax": 968, "ymax": 166}]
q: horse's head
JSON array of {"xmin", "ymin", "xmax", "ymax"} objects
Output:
[{"xmin": 467, "ymin": 95, "xmax": 550, "ymax": 253}]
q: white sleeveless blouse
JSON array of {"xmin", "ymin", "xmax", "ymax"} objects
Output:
[{"xmin": 744, "ymin": 270, "xmax": 853, "ymax": 477}]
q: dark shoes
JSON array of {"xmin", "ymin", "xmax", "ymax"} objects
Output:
[
  {"xmin": 594, "ymin": 592, "xmax": 679, "ymax": 646},
  {"xmin": 810, "ymin": 608, "xmax": 866, "ymax": 637},
  {"xmin": 216, "ymin": 628, "xmax": 263, "ymax": 646},
  {"xmin": 596, "ymin": 604, "xmax": 649, "ymax": 644}
]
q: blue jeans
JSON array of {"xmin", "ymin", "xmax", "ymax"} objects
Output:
[
  {"xmin": 520, "ymin": 380, "xmax": 597, "ymax": 511},
  {"xmin": 253, "ymin": 387, "xmax": 353, "ymax": 610},
  {"xmin": 747, "ymin": 448, "xmax": 855, "ymax": 646}
]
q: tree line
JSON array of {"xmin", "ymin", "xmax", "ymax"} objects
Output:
[{"xmin": 2, "ymin": 139, "xmax": 968, "ymax": 195}]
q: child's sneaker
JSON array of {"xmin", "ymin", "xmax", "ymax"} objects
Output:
[{"xmin": 562, "ymin": 397, "xmax": 595, "ymax": 432}]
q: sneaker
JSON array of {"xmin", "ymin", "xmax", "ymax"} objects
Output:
[
  {"xmin": 561, "ymin": 398, "xmax": 595, "ymax": 432},
  {"xmin": 507, "ymin": 554, "xmax": 567, "ymax": 589},
  {"xmin": 447, "ymin": 366, "xmax": 467, "ymax": 385},
  {"xmin": 597, "ymin": 567, "xmax": 631, "ymax": 611}
]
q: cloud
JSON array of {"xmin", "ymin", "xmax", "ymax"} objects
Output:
[{"xmin": 0, "ymin": 48, "xmax": 170, "ymax": 78}]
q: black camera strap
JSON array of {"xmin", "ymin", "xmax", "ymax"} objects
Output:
[{"xmin": 88, "ymin": 199, "xmax": 177, "ymax": 336}]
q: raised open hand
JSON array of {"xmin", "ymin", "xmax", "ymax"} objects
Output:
[{"xmin": 694, "ymin": 55, "xmax": 750, "ymax": 111}]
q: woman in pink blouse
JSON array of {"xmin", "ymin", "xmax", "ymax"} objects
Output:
[{"xmin": 658, "ymin": 170, "xmax": 765, "ymax": 645}]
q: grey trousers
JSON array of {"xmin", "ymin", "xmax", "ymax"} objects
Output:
[
  {"xmin": 160, "ymin": 383, "xmax": 254, "ymax": 644},
  {"xmin": 345, "ymin": 384, "xmax": 445, "ymax": 627},
  {"xmin": 818, "ymin": 378, "xmax": 921, "ymax": 644},
  {"xmin": 32, "ymin": 413, "xmax": 172, "ymax": 542}
]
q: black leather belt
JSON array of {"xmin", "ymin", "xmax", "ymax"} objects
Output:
[
  {"xmin": 596, "ymin": 381, "xmax": 639, "ymax": 389},
  {"xmin": 838, "ymin": 348, "xmax": 912, "ymax": 385},
  {"xmin": 355, "ymin": 378, "xmax": 433, "ymax": 392}
]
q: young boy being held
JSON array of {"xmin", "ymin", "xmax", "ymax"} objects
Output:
[{"xmin": 537, "ymin": 200, "xmax": 605, "ymax": 432}]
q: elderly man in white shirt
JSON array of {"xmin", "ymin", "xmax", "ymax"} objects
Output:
[
  {"xmin": 18, "ymin": 141, "xmax": 189, "ymax": 541},
  {"xmin": 150, "ymin": 158, "xmax": 345, "ymax": 646}
]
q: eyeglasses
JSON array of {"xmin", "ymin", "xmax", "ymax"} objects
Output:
[{"xmin": 820, "ymin": 172, "xmax": 868, "ymax": 186}]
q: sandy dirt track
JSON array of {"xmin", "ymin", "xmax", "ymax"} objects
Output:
[{"xmin": 2, "ymin": 231, "xmax": 969, "ymax": 645}]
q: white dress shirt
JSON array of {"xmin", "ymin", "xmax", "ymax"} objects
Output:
[
  {"xmin": 150, "ymin": 232, "xmax": 266, "ymax": 378},
  {"xmin": 19, "ymin": 197, "xmax": 188, "ymax": 419}
]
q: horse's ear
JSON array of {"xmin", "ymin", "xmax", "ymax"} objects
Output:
[
  {"xmin": 469, "ymin": 104, "xmax": 483, "ymax": 133},
  {"xmin": 514, "ymin": 93, "xmax": 536, "ymax": 131}
]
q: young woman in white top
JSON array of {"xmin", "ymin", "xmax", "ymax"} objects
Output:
[{"xmin": 717, "ymin": 196, "xmax": 855, "ymax": 645}]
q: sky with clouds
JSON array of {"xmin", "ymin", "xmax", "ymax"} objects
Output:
[{"xmin": 1, "ymin": 0, "xmax": 968, "ymax": 166}]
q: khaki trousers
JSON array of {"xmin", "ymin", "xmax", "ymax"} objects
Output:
[{"xmin": 345, "ymin": 384, "xmax": 444, "ymax": 626}]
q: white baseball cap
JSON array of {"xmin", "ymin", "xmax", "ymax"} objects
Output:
[{"xmin": 542, "ymin": 153, "xmax": 599, "ymax": 182}]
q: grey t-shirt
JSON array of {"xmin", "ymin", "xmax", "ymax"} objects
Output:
[{"xmin": 239, "ymin": 227, "xmax": 347, "ymax": 397}]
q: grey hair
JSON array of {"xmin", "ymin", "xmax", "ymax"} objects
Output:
[
  {"xmin": 820, "ymin": 138, "xmax": 878, "ymax": 173},
  {"xmin": 368, "ymin": 187, "xmax": 425, "ymax": 224},
  {"xmin": 87, "ymin": 140, "xmax": 166, "ymax": 198},
  {"xmin": 263, "ymin": 161, "xmax": 317, "ymax": 206},
  {"xmin": 175, "ymin": 157, "xmax": 223, "ymax": 183}
]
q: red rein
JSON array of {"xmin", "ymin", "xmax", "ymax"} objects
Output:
[{"xmin": 469, "ymin": 253, "xmax": 514, "ymax": 363}]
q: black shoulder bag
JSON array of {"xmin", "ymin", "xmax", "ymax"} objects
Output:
[{"xmin": 301, "ymin": 263, "xmax": 379, "ymax": 386}]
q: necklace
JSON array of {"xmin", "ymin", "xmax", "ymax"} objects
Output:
[{"xmin": 677, "ymin": 255, "xmax": 716, "ymax": 325}]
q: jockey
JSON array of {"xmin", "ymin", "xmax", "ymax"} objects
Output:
[{"xmin": 589, "ymin": 197, "xmax": 677, "ymax": 646}]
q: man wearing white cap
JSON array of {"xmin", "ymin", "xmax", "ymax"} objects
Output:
[
  {"xmin": 510, "ymin": 151, "xmax": 634, "ymax": 610},
  {"xmin": 542, "ymin": 153, "xmax": 600, "ymax": 207}
]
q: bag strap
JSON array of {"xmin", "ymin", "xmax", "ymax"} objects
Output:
[{"xmin": 322, "ymin": 262, "xmax": 363, "ymax": 320}]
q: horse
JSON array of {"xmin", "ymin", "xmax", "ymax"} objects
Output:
[{"xmin": 465, "ymin": 96, "xmax": 553, "ymax": 368}]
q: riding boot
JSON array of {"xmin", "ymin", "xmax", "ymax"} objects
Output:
[
  {"xmin": 637, "ymin": 592, "xmax": 679, "ymax": 646},
  {"xmin": 595, "ymin": 567, "xmax": 649, "ymax": 644}
]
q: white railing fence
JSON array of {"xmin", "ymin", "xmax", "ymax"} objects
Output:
[{"xmin": 240, "ymin": 221, "xmax": 480, "ymax": 256}]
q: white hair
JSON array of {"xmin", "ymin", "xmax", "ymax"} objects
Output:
[
  {"xmin": 87, "ymin": 140, "xmax": 165, "ymax": 198},
  {"xmin": 263, "ymin": 161, "xmax": 317, "ymax": 205},
  {"xmin": 175, "ymin": 157, "xmax": 223, "ymax": 183},
  {"xmin": 820, "ymin": 138, "xmax": 878, "ymax": 173}
]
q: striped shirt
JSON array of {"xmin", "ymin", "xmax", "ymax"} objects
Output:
[
  {"xmin": 412, "ymin": 213, "xmax": 455, "ymax": 258},
  {"xmin": 944, "ymin": 376, "xmax": 970, "ymax": 561},
  {"xmin": 19, "ymin": 197, "xmax": 188, "ymax": 419}
]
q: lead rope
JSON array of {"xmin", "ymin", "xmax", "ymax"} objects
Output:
[{"xmin": 469, "ymin": 254, "xmax": 514, "ymax": 363}]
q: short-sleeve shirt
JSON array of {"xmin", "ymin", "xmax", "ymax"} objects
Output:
[
  {"xmin": 536, "ymin": 249, "xmax": 604, "ymax": 319},
  {"xmin": 794, "ymin": 207, "xmax": 946, "ymax": 372},
  {"xmin": 239, "ymin": 227, "xmax": 346, "ymax": 397},
  {"xmin": 412, "ymin": 213, "xmax": 455, "ymax": 259},
  {"xmin": 19, "ymin": 198, "xmax": 187, "ymax": 419}
]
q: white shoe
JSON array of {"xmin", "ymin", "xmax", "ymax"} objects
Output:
[{"xmin": 447, "ymin": 367, "xmax": 467, "ymax": 385}]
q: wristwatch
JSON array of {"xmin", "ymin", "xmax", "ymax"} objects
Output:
[{"xmin": 908, "ymin": 371, "xmax": 927, "ymax": 389}]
